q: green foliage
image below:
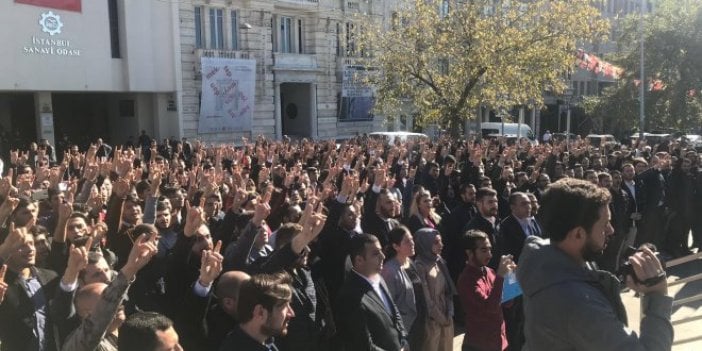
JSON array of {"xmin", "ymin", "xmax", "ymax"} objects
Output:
[
  {"xmin": 591, "ymin": 0, "xmax": 702, "ymax": 134},
  {"xmin": 355, "ymin": 0, "xmax": 608, "ymax": 134}
]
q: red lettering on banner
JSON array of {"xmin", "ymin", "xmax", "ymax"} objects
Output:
[{"xmin": 15, "ymin": 0, "xmax": 81, "ymax": 13}]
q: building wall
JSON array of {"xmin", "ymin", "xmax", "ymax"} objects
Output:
[
  {"xmin": 0, "ymin": 0, "xmax": 178, "ymax": 93},
  {"xmin": 179, "ymin": 0, "xmax": 393, "ymax": 142}
]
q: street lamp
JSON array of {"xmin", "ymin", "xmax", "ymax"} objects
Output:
[{"xmin": 564, "ymin": 87, "xmax": 573, "ymax": 150}]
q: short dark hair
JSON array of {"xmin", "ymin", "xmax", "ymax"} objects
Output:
[
  {"xmin": 540, "ymin": 178, "xmax": 611, "ymax": 242},
  {"xmin": 475, "ymin": 187, "xmax": 497, "ymax": 202},
  {"xmin": 135, "ymin": 180, "xmax": 151, "ymax": 196},
  {"xmin": 459, "ymin": 183, "xmax": 476, "ymax": 194},
  {"xmin": 237, "ymin": 272, "xmax": 293, "ymax": 324},
  {"xmin": 508, "ymin": 191, "xmax": 528, "ymax": 206},
  {"xmin": 598, "ymin": 172, "xmax": 612, "ymax": 182},
  {"xmin": 462, "ymin": 229, "xmax": 489, "ymax": 251},
  {"xmin": 118, "ymin": 312, "xmax": 174, "ymax": 351},
  {"xmin": 349, "ymin": 233, "xmax": 380, "ymax": 266}
]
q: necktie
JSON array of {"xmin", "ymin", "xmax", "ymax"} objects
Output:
[{"xmin": 530, "ymin": 220, "xmax": 539, "ymax": 236}]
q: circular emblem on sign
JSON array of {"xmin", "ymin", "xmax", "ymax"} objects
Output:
[{"xmin": 39, "ymin": 11, "xmax": 63, "ymax": 36}]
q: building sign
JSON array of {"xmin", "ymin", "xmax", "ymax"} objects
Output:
[
  {"xmin": 23, "ymin": 11, "xmax": 81, "ymax": 56},
  {"xmin": 15, "ymin": 0, "xmax": 82, "ymax": 13},
  {"xmin": 340, "ymin": 65, "xmax": 375, "ymax": 121},
  {"xmin": 199, "ymin": 57, "xmax": 255, "ymax": 134},
  {"xmin": 39, "ymin": 11, "xmax": 63, "ymax": 35}
]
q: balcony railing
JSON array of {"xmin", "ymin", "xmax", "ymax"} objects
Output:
[
  {"xmin": 196, "ymin": 49, "xmax": 251, "ymax": 60},
  {"xmin": 276, "ymin": 0, "xmax": 319, "ymax": 5},
  {"xmin": 273, "ymin": 53, "xmax": 318, "ymax": 70}
]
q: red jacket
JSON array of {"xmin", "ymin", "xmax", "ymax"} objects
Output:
[{"xmin": 457, "ymin": 264, "xmax": 508, "ymax": 351}]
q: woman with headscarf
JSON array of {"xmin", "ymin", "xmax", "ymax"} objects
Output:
[
  {"xmin": 414, "ymin": 228, "xmax": 456, "ymax": 351},
  {"xmin": 381, "ymin": 226, "xmax": 426, "ymax": 350}
]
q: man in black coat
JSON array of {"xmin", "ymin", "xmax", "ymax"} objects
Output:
[
  {"xmin": 443, "ymin": 183, "xmax": 477, "ymax": 281},
  {"xmin": 218, "ymin": 272, "xmax": 295, "ymax": 351},
  {"xmin": 362, "ymin": 187, "xmax": 401, "ymax": 250},
  {"xmin": 335, "ymin": 234, "xmax": 407, "ymax": 351},
  {"xmin": 498, "ymin": 192, "xmax": 541, "ymax": 263},
  {"xmin": 0, "ymin": 228, "xmax": 75, "ymax": 351},
  {"xmin": 465, "ymin": 187, "xmax": 501, "ymax": 269}
]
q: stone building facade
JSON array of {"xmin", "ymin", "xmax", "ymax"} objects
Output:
[{"xmin": 178, "ymin": 0, "xmax": 397, "ymax": 143}]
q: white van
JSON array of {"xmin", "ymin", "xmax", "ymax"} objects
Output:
[{"xmin": 480, "ymin": 122, "xmax": 537, "ymax": 145}]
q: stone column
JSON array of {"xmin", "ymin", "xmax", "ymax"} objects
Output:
[
  {"xmin": 310, "ymin": 83, "xmax": 318, "ymax": 139},
  {"xmin": 34, "ymin": 92, "xmax": 55, "ymax": 146},
  {"xmin": 274, "ymin": 82, "xmax": 282, "ymax": 139}
]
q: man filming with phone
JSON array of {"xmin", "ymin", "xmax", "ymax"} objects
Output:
[{"xmin": 517, "ymin": 178, "xmax": 673, "ymax": 350}]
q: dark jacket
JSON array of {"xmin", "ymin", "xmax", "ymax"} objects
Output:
[
  {"xmin": 0, "ymin": 267, "xmax": 74, "ymax": 351},
  {"xmin": 498, "ymin": 215, "xmax": 541, "ymax": 263},
  {"xmin": 442, "ymin": 200, "xmax": 476, "ymax": 280},
  {"xmin": 219, "ymin": 325, "xmax": 278, "ymax": 351},
  {"xmin": 465, "ymin": 214, "xmax": 500, "ymax": 268},
  {"xmin": 335, "ymin": 271, "xmax": 407, "ymax": 351}
]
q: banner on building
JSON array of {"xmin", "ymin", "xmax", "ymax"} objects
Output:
[
  {"xmin": 199, "ymin": 57, "xmax": 255, "ymax": 134},
  {"xmin": 339, "ymin": 65, "xmax": 375, "ymax": 121},
  {"xmin": 15, "ymin": 0, "xmax": 81, "ymax": 12}
]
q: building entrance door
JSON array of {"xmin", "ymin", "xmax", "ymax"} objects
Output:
[{"xmin": 280, "ymin": 83, "xmax": 315, "ymax": 139}]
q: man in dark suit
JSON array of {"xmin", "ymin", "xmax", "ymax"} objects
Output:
[
  {"xmin": 335, "ymin": 234, "xmax": 407, "ymax": 351},
  {"xmin": 318, "ymin": 203, "xmax": 360, "ymax": 303},
  {"xmin": 95, "ymin": 138, "xmax": 113, "ymax": 159},
  {"xmin": 443, "ymin": 183, "xmax": 477, "ymax": 282},
  {"xmin": 465, "ymin": 187, "xmax": 501, "ymax": 269},
  {"xmin": 499, "ymin": 192, "xmax": 541, "ymax": 263},
  {"xmin": 497, "ymin": 192, "xmax": 539, "ymax": 351},
  {"xmin": 621, "ymin": 163, "xmax": 644, "ymax": 247},
  {"xmin": 0, "ymin": 227, "xmax": 75, "ymax": 351},
  {"xmin": 218, "ymin": 272, "xmax": 295, "ymax": 351},
  {"xmin": 362, "ymin": 187, "xmax": 400, "ymax": 250},
  {"xmin": 634, "ymin": 158, "xmax": 667, "ymax": 247}
]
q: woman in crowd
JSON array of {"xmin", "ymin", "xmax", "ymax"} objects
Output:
[
  {"xmin": 414, "ymin": 228, "xmax": 456, "ymax": 351},
  {"xmin": 406, "ymin": 188, "xmax": 441, "ymax": 234},
  {"xmin": 381, "ymin": 226, "xmax": 426, "ymax": 350}
]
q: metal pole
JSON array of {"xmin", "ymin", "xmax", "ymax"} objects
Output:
[
  {"xmin": 639, "ymin": 0, "xmax": 645, "ymax": 140},
  {"xmin": 518, "ymin": 107, "xmax": 524, "ymax": 141},
  {"xmin": 558, "ymin": 105, "xmax": 562, "ymax": 132},
  {"xmin": 566, "ymin": 104, "xmax": 571, "ymax": 151}
]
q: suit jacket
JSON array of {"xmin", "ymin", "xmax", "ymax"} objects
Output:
[
  {"xmin": 498, "ymin": 215, "xmax": 541, "ymax": 263},
  {"xmin": 362, "ymin": 215, "xmax": 400, "ymax": 251},
  {"xmin": 441, "ymin": 201, "xmax": 476, "ymax": 280},
  {"xmin": 335, "ymin": 271, "xmax": 407, "ymax": 351},
  {"xmin": 0, "ymin": 267, "xmax": 74, "ymax": 351}
]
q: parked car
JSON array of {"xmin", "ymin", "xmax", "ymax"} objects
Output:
[
  {"xmin": 629, "ymin": 132, "xmax": 672, "ymax": 146},
  {"xmin": 479, "ymin": 122, "xmax": 538, "ymax": 145},
  {"xmin": 586, "ymin": 134, "xmax": 619, "ymax": 148}
]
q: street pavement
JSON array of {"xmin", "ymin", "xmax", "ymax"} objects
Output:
[{"xmin": 453, "ymin": 256, "xmax": 702, "ymax": 350}]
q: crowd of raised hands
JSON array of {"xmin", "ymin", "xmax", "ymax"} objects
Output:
[{"xmin": 0, "ymin": 132, "xmax": 699, "ymax": 350}]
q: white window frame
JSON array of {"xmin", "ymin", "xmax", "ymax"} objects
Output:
[
  {"xmin": 209, "ymin": 8, "xmax": 224, "ymax": 49},
  {"xmin": 275, "ymin": 15, "xmax": 303, "ymax": 54},
  {"xmin": 194, "ymin": 6, "xmax": 204, "ymax": 49},
  {"xmin": 230, "ymin": 10, "xmax": 239, "ymax": 50}
]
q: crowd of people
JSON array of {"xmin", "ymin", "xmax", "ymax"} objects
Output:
[{"xmin": 0, "ymin": 130, "xmax": 688, "ymax": 350}]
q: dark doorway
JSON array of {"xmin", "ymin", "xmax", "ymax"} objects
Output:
[
  {"xmin": 280, "ymin": 83, "xmax": 313, "ymax": 138},
  {"xmin": 52, "ymin": 93, "xmax": 110, "ymax": 149},
  {"xmin": 0, "ymin": 93, "xmax": 36, "ymax": 155}
]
